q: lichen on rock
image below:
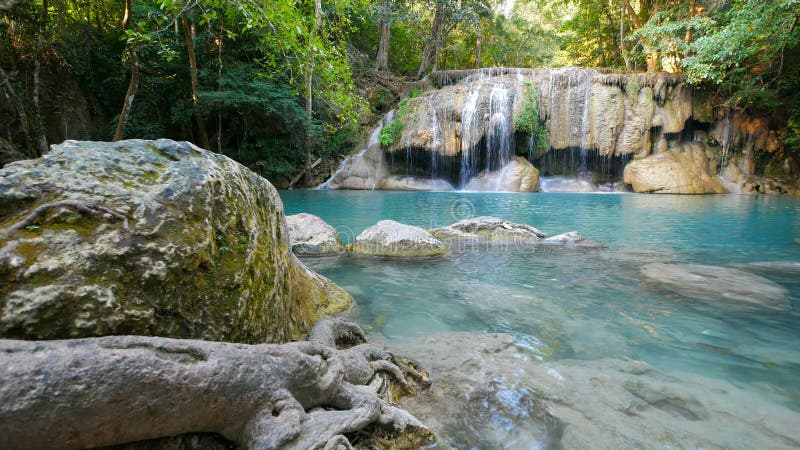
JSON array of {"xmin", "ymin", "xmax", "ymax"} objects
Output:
[
  {"xmin": 352, "ymin": 220, "xmax": 449, "ymax": 257},
  {"xmin": 0, "ymin": 139, "xmax": 351, "ymax": 343}
]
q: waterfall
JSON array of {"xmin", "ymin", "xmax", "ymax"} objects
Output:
[
  {"xmin": 317, "ymin": 110, "xmax": 394, "ymax": 190},
  {"xmin": 460, "ymin": 81, "xmax": 483, "ymax": 184},
  {"xmin": 428, "ymin": 95, "xmax": 440, "ymax": 175},
  {"xmin": 579, "ymin": 71, "xmax": 592, "ymax": 179},
  {"xmin": 486, "ymin": 82, "xmax": 513, "ymax": 172},
  {"xmin": 721, "ymin": 106, "xmax": 732, "ymax": 170}
]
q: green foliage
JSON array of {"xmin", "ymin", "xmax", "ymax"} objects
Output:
[
  {"xmin": 378, "ymin": 92, "xmax": 416, "ymax": 147},
  {"xmin": 783, "ymin": 107, "xmax": 800, "ymax": 153},
  {"xmin": 379, "ymin": 120, "xmax": 404, "ymax": 147},
  {"xmin": 514, "ymin": 83, "xmax": 547, "ymax": 150}
]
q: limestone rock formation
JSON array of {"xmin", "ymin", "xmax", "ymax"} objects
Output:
[
  {"xmin": 286, "ymin": 213, "xmax": 343, "ymax": 255},
  {"xmin": 0, "ymin": 316, "xmax": 434, "ymax": 450},
  {"xmin": 640, "ymin": 263, "xmax": 789, "ymax": 310},
  {"xmin": 0, "ymin": 139, "xmax": 351, "ymax": 343},
  {"xmin": 429, "ymin": 216, "xmax": 548, "ymax": 245},
  {"xmin": 320, "ymin": 67, "xmax": 796, "ymax": 193},
  {"xmin": 623, "ymin": 145, "xmax": 728, "ymax": 194},
  {"xmin": 352, "ymin": 220, "xmax": 448, "ymax": 257},
  {"xmin": 464, "ymin": 156, "xmax": 539, "ymax": 192}
]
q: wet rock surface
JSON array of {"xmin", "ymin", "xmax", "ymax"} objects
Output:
[
  {"xmin": 352, "ymin": 220, "xmax": 449, "ymax": 257},
  {"xmin": 386, "ymin": 332, "xmax": 800, "ymax": 450},
  {"xmin": 429, "ymin": 216, "xmax": 548, "ymax": 245},
  {"xmin": 286, "ymin": 213, "xmax": 343, "ymax": 255},
  {"xmin": 0, "ymin": 139, "xmax": 351, "ymax": 343},
  {"xmin": 623, "ymin": 145, "xmax": 728, "ymax": 194},
  {"xmin": 463, "ymin": 156, "xmax": 539, "ymax": 192}
]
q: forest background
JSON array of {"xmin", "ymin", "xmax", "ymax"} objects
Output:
[{"xmin": 1, "ymin": 0, "xmax": 798, "ymax": 186}]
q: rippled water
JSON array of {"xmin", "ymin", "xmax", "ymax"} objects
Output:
[{"xmin": 280, "ymin": 191, "xmax": 800, "ymax": 447}]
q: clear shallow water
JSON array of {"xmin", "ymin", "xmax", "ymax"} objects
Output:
[{"xmin": 280, "ymin": 191, "xmax": 800, "ymax": 414}]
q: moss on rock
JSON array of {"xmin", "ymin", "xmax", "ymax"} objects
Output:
[{"xmin": 0, "ymin": 139, "xmax": 351, "ymax": 343}]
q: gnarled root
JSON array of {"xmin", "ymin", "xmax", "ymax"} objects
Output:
[{"xmin": 0, "ymin": 317, "xmax": 433, "ymax": 450}]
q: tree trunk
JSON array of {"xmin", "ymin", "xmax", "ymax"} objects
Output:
[
  {"xmin": 113, "ymin": 0, "xmax": 138, "ymax": 142},
  {"xmin": 620, "ymin": 1, "xmax": 633, "ymax": 70},
  {"xmin": 476, "ymin": 27, "xmax": 482, "ymax": 68},
  {"xmin": 417, "ymin": 1, "xmax": 443, "ymax": 78},
  {"xmin": 376, "ymin": 19, "xmax": 391, "ymax": 72},
  {"xmin": 0, "ymin": 66, "xmax": 35, "ymax": 156},
  {"xmin": 304, "ymin": 0, "xmax": 323, "ymax": 186},
  {"xmin": 181, "ymin": 13, "xmax": 210, "ymax": 150},
  {"xmin": 0, "ymin": 317, "xmax": 431, "ymax": 450},
  {"xmin": 32, "ymin": 0, "xmax": 49, "ymax": 155},
  {"xmin": 621, "ymin": 0, "xmax": 659, "ymax": 72},
  {"xmin": 216, "ymin": 19, "xmax": 223, "ymax": 153}
]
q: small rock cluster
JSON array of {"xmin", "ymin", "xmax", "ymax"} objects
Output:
[{"xmin": 287, "ymin": 214, "xmax": 600, "ymax": 258}]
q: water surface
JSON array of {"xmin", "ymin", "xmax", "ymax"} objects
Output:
[{"xmin": 281, "ymin": 191, "xmax": 800, "ymax": 446}]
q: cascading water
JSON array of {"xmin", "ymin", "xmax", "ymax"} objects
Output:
[
  {"xmin": 317, "ymin": 110, "xmax": 394, "ymax": 190},
  {"xmin": 485, "ymin": 82, "xmax": 514, "ymax": 172},
  {"xmin": 460, "ymin": 82, "xmax": 483, "ymax": 185},
  {"xmin": 428, "ymin": 95, "xmax": 440, "ymax": 175},
  {"xmin": 578, "ymin": 71, "xmax": 593, "ymax": 180}
]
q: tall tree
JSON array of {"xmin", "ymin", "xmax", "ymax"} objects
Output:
[
  {"xmin": 112, "ymin": 0, "xmax": 139, "ymax": 141},
  {"xmin": 31, "ymin": 0, "xmax": 48, "ymax": 155},
  {"xmin": 181, "ymin": 11, "xmax": 210, "ymax": 150}
]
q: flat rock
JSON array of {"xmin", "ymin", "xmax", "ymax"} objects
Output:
[
  {"xmin": 286, "ymin": 213, "xmax": 343, "ymax": 255},
  {"xmin": 352, "ymin": 220, "xmax": 448, "ymax": 257},
  {"xmin": 0, "ymin": 139, "xmax": 351, "ymax": 343},
  {"xmin": 429, "ymin": 216, "xmax": 548, "ymax": 245},
  {"xmin": 640, "ymin": 263, "xmax": 789, "ymax": 310}
]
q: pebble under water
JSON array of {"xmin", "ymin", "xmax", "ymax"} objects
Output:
[{"xmin": 281, "ymin": 190, "xmax": 800, "ymax": 449}]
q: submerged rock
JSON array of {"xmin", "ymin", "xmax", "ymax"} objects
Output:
[
  {"xmin": 381, "ymin": 176, "xmax": 455, "ymax": 191},
  {"xmin": 352, "ymin": 220, "xmax": 448, "ymax": 257},
  {"xmin": 429, "ymin": 216, "xmax": 548, "ymax": 245},
  {"xmin": 623, "ymin": 145, "xmax": 728, "ymax": 194},
  {"xmin": 463, "ymin": 156, "xmax": 540, "ymax": 192},
  {"xmin": 542, "ymin": 231, "xmax": 601, "ymax": 248},
  {"xmin": 286, "ymin": 213, "xmax": 343, "ymax": 255},
  {"xmin": 389, "ymin": 332, "xmax": 800, "ymax": 450},
  {"xmin": 640, "ymin": 263, "xmax": 789, "ymax": 310},
  {"xmin": 0, "ymin": 139, "xmax": 351, "ymax": 343}
]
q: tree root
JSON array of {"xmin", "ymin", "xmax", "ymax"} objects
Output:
[
  {"xmin": 0, "ymin": 199, "xmax": 165, "ymax": 239},
  {"xmin": 0, "ymin": 316, "xmax": 433, "ymax": 450}
]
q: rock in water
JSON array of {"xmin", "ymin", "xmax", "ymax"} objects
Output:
[
  {"xmin": 623, "ymin": 145, "xmax": 728, "ymax": 194},
  {"xmin": 463, "ymin": 156, "xmax": 540, "ymax": 192},
  {"xmin": 429, "ymin": 216, "xmax": 548, "ymax": 245},
  {"xmin": 352, "ymin": 220, "xmax": 448, "ymax": 257},
  {"xmin": 640, "ymin": 263, "xmax": 789, "ymax": 310},
  {"xmin": 542, "ymin": 231, "xmax": 601, "ymax": 248},
  {"xmin": 0, "ymin": 139, "xmax": 351, "ymax": 343},
  {"xmin": 286, "ymin": 213, "xmax": 343, "ymax": 255}
]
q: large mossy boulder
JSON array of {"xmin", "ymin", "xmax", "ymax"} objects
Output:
[{"xmin": 0, "ymin": 139, "xmax": 351, "ymax": 343}]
